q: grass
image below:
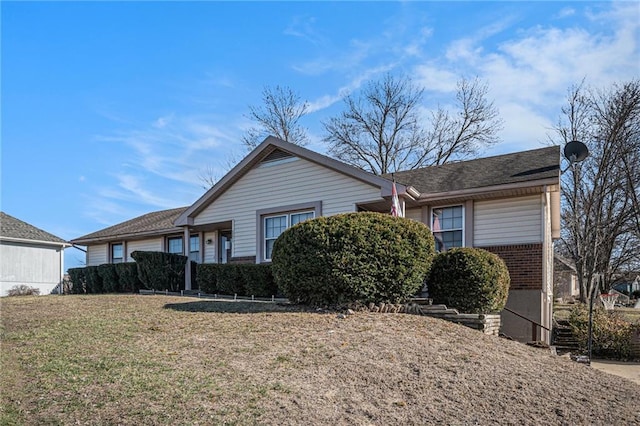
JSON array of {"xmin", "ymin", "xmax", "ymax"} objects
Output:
[
  {"xmin": 2, "ymin": 295, "xmax": 639, "ymax": 425},
  {"xmin": 554, "ymin": 303, "xmax": 640, "ymax": 322}
]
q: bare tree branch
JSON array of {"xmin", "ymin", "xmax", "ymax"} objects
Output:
[
  {"xmin": 555, "ymin": 79, "xmax": 640, "ymax": 302},
  {"xmin": 323, "ymin": 74, "xmax": 502, "ymax": 175},
  {"xmin": 242, "ymin": 85, "xmax": 309, "ymax": 150}
]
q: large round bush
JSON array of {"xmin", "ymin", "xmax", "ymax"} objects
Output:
[
  {"xmin": 271, "ymin": 212, "xmax": 435, "ymax": 306},
  {"xmin": 426, "ymin": 248, "xmax": 510, "ymax": 313}
]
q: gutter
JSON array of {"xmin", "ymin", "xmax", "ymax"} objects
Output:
[
  {"xmin": 0, "ymin": 236, "xmax": 71, "ymax": 248},
  {"xmin": 70, "ymin": 226, "xmax": 183, "ymax": 246}
]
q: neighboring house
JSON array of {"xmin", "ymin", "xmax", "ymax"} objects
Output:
[
  {"xmin": 553, "ymin": 254, "xmax": 579, "ymax": 302},
  {"xmin": 72, "ymin": 136, "xmax": 561, "ymax": 343},
  {"xmin": 1, "ymin": 212, "xmax": 70, "ymax": 296}
]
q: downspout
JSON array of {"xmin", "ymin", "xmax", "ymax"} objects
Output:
[{"xmin": 541, "ymin": 185, "xmax": 553, "ymax": 343}]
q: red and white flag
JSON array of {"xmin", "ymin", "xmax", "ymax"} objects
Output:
[{"xmin": 391, "ymin": 180, "xmax": 403, "ymax": 217}]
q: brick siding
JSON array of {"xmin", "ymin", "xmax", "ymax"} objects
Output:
[
  {"xmin": 229, "ymin": 256, "xmax": 257, "ymax": 264},
  {"xmin": 479, "ymin": 244, "xmax": 543, "ymax": 290}
]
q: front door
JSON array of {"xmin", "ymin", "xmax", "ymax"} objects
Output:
[{"xmin": 218, "ymin": 230, "xmax": 232, "ymax": 264}]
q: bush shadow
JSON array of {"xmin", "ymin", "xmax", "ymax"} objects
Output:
[{"xmin": 163, "ymin": 299, "xmax": 308, "ymax": 314}]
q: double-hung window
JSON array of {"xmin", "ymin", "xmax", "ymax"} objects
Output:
[
  {"xmin": 432, "ymin": 206, "xmax": 463, "ymax": 252},
  {"xmin": 189, "ymin": 235, "xmax": 200, "ymax": 263},
  {"xmin": 111, "ymin": 243, "xmax": 124, "ymax": 263},
  {"xmin": 264, "ymin": 211, "xmax": 314, "ymax": 261},
  {"xmin": 167, "ymin": 237, "xmax": 183, "ymax": 255}
]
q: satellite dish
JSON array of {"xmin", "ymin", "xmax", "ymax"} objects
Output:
[{"xmin": 564, "ymin": 140, "xmax": 589, "ymax": 163}]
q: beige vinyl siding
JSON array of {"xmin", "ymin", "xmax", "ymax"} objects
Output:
[
  {"xmin": 404, "ymin": 208, "xmax": 422, "ymax": 222},
  {"xmin": 473, "ymin": 195, "xmax": 542, "ymax": 246},
  {"xmin": 194, "ymin": 157, "xmax": 382, "ymax": 258},
  {"xmin": 87, "ymin": 244, "xmax": 108, "ymax": 266},
  {"xmin": 0, "ymin": 242, "xmax": 64, "ymax": 296},
  {"xmin": 126, "ymin": 238, "xmax": 162, "ymax": 261},
  {"xmin": 203, "ymin": 231, "xmax": 217, "ymax": 263}
]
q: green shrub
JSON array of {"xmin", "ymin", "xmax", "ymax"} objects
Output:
[
  {"xmin": 216, "ymin": 264, "xmax": 247, "ymax": 295},
  {"xmin": 426, "ymin": 248, "xmax": 510, "ymax": 314},
  {"xmin": 98, "ymin": 264, "xmax": 120, "ymax": 293},
  {"xmin": 241, "ymin": 264, "xmax": 278, "ymax": 298},
  {"xmin": 114, "ymin": 262, "xmax": 143, "ymax": 293},
  {"xmin": 271, "ymin": 212, "xmax": 435, "ymax": 306},
  {"xmin": 196, "ymin": 263, "xmax": 220, "ymax": 294},
  {"xmin": 68, "ymin": 267, "xmax": 86, "ymax": 294},
  {"xmin": 568, "ymin": 304, "xmax": 638, "ymax": 360},
  {"xmin": 131, "ymin": 251, "xmax": 187, "ymax": 292},
  {"xmin": 6, "ymin": 284, "xmax": 40, "ymax": 297},
  {"xmin": 85, "ymin": 266, "xmax": 104, "ymax": 294}
]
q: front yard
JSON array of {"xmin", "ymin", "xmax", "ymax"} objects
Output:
[{"xmin": 2, "ymin": 295, "xmax": 639, "ymax": 425}]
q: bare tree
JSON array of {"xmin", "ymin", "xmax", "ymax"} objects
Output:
[
  {"xmin": 555, "ymin": 79, "xmax": 640, "ymax": 302},
  {"xmin": 322, "ymin": 74, "xmax": 502, "ymax": 175},
  {"xmin": 242, "ymin": 85, "xmax": 309, "ymax": 150}
]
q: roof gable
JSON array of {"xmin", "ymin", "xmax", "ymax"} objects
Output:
[
  {"xmin": 1, "ymin": 212, "xmax": 69, "ymax": 246},
  {"xmin": 175, "ymin": 136, "xmax": 399, "ymax": 226}
]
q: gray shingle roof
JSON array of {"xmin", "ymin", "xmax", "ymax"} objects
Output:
[
  {"xmin": 71, "ymin": 207, "xmax": 188, "ymax": 244},
  {"xmin": 0, "ymin": 212, "xmax": 69, "ymax": 245},
  {"xmin": 385, "ymin": 146, "xmax": 560, "ymax": 194}
]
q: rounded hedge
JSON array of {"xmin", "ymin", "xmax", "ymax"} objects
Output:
[
  {"xmin": 426, "ymin": 248, "xmax": 510, "ymax": 313},
  {"xmin": 271, "ymin": 212, "xmax": 435, "ymax": 306}
]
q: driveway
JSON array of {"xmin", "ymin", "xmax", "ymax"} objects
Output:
[{"xmin": 591, "ymin": 360, "xmax": 640, "ymax": 385}]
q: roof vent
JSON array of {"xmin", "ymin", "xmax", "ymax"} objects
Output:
[{"xmin": 261, "ymin": 149, "xmax": 294, "ymax": 163}]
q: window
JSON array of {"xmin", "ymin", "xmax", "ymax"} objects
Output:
[
  {"xmin": 167, "ymin": 237, "xmax": 183, "ymax": 254},
  {"xmin": 264, "ymin": 210, "xmax": 314, "ymax": 260},
  {"xmin": 189, "ymin": 235, "xmax": 200, "ymax": 263},
  {"xmin": 432, "ymin": 206, "xmax": 463, "ymax": 252},
  {"xmin": 111, "ymin": 243, "xmax": 124, "ymax": 263}
]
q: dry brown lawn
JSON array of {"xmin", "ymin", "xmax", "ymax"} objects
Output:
[{"xmin": 1, "ymin": 294, "xmax": 639, "ymax": 425}]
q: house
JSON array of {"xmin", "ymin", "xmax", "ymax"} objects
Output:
[
  {"xmin": 1, "ymin": 212, "xmax": 70, "ymax": 296},
  {"xmin": 553, "ymin": 254, "xmax": 579, "ymax": 302},
  {"xmin": 71, "ymin": 136, "xmax": 561, "ymax": 343}
]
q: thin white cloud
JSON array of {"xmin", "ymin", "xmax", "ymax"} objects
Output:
[
  {"xmin": 307, "ymin": 63, "xmax": 397, "ymax": 113},
  {"xmin": 555, "ymin": 7, "xmax": 576, "ymax": 19},
  {"xmin": 284, "ymin": 15, "xmax": 326, "ymax": 46}
]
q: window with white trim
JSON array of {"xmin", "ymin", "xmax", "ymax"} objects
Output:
[
  {"xmin": 111, "ymin": 243, "xmax": 124, "ymax": 263},
  {"xmin": 264, "ymin": 210, "xmax": 314, "ymax": 261},
  {"xmin": 432, "ymin": 205, "xmax": 464, "ymax": 252}
]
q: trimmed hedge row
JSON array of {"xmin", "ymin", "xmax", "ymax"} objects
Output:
[
  {"xmin": 67, "ymin": 251, "xmax": 193, "ymax": 294},
  {"xmin": 131, "ymin": 251, "xmax": 194, "ymax": 292},
  {"xmin": 68, "ymin": 262, "xmax": 144, "ymax": 294},
  {"xmin": 196, "ymin": 263, "xmax": 277, "ymax": 298}
]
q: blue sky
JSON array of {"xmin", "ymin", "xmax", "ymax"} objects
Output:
[{"xmin": 2, "ymin": 1, "xmax": 638, "ymax": 270}]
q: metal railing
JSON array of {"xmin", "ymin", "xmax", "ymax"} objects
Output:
[{"xmin": 502, "ymin": 307, "xmax": 550, "ymax": 342}]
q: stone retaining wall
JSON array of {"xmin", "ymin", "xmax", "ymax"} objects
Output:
[{"xmin": 360, "ymin": 301, "xmax": 501, "ymax": 336}]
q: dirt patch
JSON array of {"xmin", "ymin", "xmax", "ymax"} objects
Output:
[{"xmin": 2, "ymin": 295, "xmax": 639, "ymax": 425}]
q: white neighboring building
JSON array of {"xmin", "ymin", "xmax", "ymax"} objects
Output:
[{"xmin": 0, "ymin": 212, "xmax": 70, "ymax": 296}]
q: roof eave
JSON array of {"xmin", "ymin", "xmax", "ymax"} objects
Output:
[
  {"xmin": 416, "ymin": 177, "xmax": 560, "ymax": 203},
  {"xmin": 70, "ymin": 226, "xmax": 184, "ymax": 245},
  {"xmin": 0, "ymin": 236, "xmax": 71, "ymax": 248}
]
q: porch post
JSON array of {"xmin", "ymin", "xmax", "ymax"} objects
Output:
[{"xmin": 183, "ymin": 227, "xmax": 192, "ymax": 291}]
